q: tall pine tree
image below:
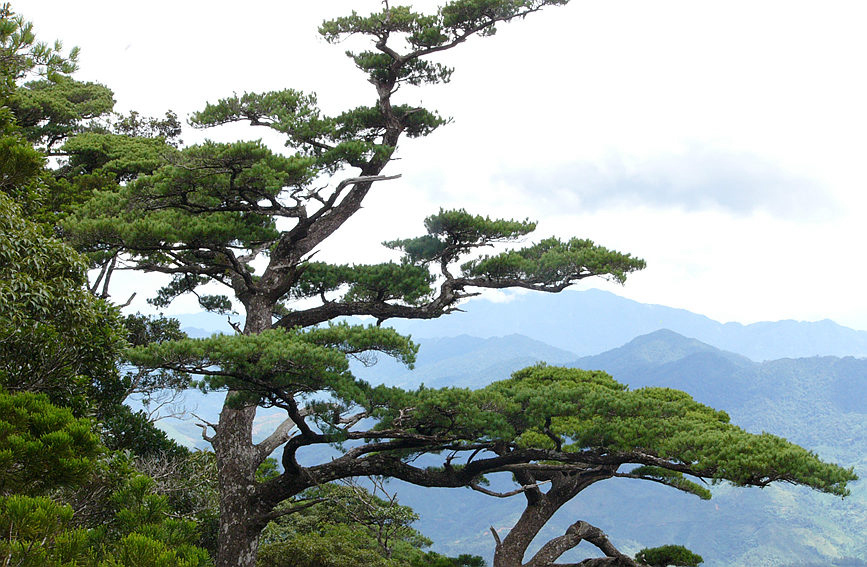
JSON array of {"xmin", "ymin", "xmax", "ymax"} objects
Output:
[{"xmin": 61, "ymin": 2, "xmax": 855, "ymax": 566}]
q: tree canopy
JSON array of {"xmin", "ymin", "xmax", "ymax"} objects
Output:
[
  {"xmin": 0, "ymin": 6, "xmax": 216, "ymax": 566},
  {"xmin": 57, "ymin": 2, "xmax": 650, "ymax": 565}
]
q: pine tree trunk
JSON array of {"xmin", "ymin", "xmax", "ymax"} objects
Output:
[
  {"xmin": 213, "ymin": 296, "xmax": 274, "ymax": 567},
  {"xmin": 493, "ymin": 498, "xmax": 558, "ymax": 567},
  {"xmin": 213, "ymin": 403, "xmax": 262, "ymax": 567},
  {"xmin": 492, "ymin": 472, "xmax": 612, "ymax": 567}
]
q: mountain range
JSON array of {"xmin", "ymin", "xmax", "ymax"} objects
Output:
[
  {"xmin": 162, "ymin": 289, "xmax": 867, "ymax": 566},
  {"xmin": 388, "ymin": 288, "xmax": 867, "ymax": 361}
]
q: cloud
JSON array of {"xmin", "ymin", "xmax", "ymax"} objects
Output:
[{"xmin": 497, "ymin": 148, "xmax": 839, "ymax": 220}]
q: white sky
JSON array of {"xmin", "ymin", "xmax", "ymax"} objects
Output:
[{"xmin": 22, "ymin": 0, "xmax": 867, "ymax": 330}]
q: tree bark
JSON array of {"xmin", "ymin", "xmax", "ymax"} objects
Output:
[
  {"xmin": 213, "ymin": 405, "xmax": 261, "ymax": 567},
  {"xmin": 496, "ymin": 515, "xmax": 640, "ymax": 567},
  {"xmin": 212, "ymin": 296, "xmax": 273, "ymax": 567},
  {"xmin": 492, "ymin": 470, "xmax": 615, "ymax": 567}
]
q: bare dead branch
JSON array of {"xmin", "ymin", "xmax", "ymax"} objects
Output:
[
  {"xmin": 255, "ymin": 416, "xmax": 301, "ymax": 461},
  {"xmin": 469, "ymin": 479, "xmax": 552, "ymax": 498}
]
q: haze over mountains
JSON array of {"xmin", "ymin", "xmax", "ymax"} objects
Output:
[
  {"xmin": 389, "ymin": 289, "xmax": 867, "ymax": 361},
  {"xmin": 167, "ymin": 289, "xmax": 867, "ymax": 566}
]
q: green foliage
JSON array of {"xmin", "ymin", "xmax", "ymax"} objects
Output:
[
  {"xmin": 463, "ymin": 236, "xmax": 646, "ymax": 285},
  {"xmin": 63, "ymin": 138, "xmax": 322, "ymax": 283},
  {"xmin": 0, "ymin": 3, "xmax": 78, "ymax": 96},
  {"xmin": 41, "ymin": 475, "xmax": 214, "ymax": 567},
  {"xmin": 0, "ymin": 123, "xmax": 43, "ymax": 197},
  {"xmin": 189, "ymin": 89, "xmax": 405, "ymax": 169},
  {"xmin": 627, "ymin": 466, "xmax": 712, "ymax": 500},
  {"xmin": 258, "ymin": 529, "xmax": 391, "ymax": 567},
  {"xmin": 53, "ymin": 451, "xmax": 137, "ymax": 529},
  {"xmin": 190, "ymin": 89, "xmax": 321, "ymax": 135},
  {"xmin": 129, "ymin": 451, "xmax": 219, "ymax": 556},
  {"xmin": 0, "ymin": 408, "xmax": 211, "ymax": 566},
  {"xmin": 102, "ymin": 532, "xmax": 210, "ymax": 567},
  {"xmin": 0, "ymin": 390, "xmax": 102, "ymax": 496},
  {"xmin": 386, "ymin": 208, "xmax": 537, "ymax": 266},
  {"xmin": 10, "ymin": 76, "xmax": 114, "ymax": 150},
  {"xmin": 319, "ymin": 1, "xmax": 571, "ymax": 56},
  {"xmin": 0, "ymin": 4, "xmax": 110, "ymax": 223},
  {"xmin": 0, "ymin": 7, "xmax": 218, "ymax": 565},
  {"xmin": 0, "ymin": 494, "xmax": 93, "ymax": 567},
  {"xmin": 127, "ymin": 324, "xmax": 417, "ymax": 410},
  {"xmin": 124, "ymin": 313, "xmax": 187, "ymax": 347},
  {"xmin": 100, "ymin": 405, "xmax": 189, "ymax": 459},
  {"xmin": 7, "ymin": 474, "xmax": 215, "ymax": 567},
  {"xmin": 293, "ymin": 261, "xmax": 435, "ymax": 305},
  {"xmin": 0, "ymin": 72, "xmax": 50, "ymax": 211},
  {"xmin": 258, "ymin": 482, "xmax": 483, "ymax": 567},
  {"xmin": 0, "ymin": 193, "xmax": 127, "ymax": 413},
  {"xmin": 44, "ymin": 114, "xmax": 181, "ymax": 226},
  {"xmin": 383, "ymin": 210, "xmax": 646, "ymax": 295},
  {"xmin": 0, "ymin": 201, "xmax": 186, "ymax": 457},
  {"xmin": 373, "ymin": 364, "xmax": 856, "ymax": 496},
  {"xmin": 132, "ymin": 139, "xmax": 313, "ymax": 205},
  {"xmin": 256, "ymin": 458, "xmax": 281, "ymax": 483},
  {"xmin": 61, "ymin": 131, "xmax": 176, "ymax": 181},
  {"xmin": 635, "ymin": 544, "xmax": 704, "ymax": 567},
  {"xmin": 346, "ymin": 50, "xmax": 454, "ymax": 87},
  {"xmin": 190, "ymin": 92, "xmax": 444, "ymax": 170},
  {"xmin": 113, "ymin": 110, "xmax": 182, "ymax": 145}
]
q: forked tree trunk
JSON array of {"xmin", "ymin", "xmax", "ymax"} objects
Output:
[
  {"xmin": 492, "ymin": 471, "xmax": 616, "ymax": 567},
  {"xmin": 493, "ymin": 496, "xmax": 561, "ymax": 567}
]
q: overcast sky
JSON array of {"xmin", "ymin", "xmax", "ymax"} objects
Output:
[{"xmin": 23, "ymin": 0, "xmax": 867, "ymax": 330}]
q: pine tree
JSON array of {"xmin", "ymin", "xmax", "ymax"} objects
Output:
[{"xmin": 58, "ymin": 3, "xmax": 855, "ymax": 566}]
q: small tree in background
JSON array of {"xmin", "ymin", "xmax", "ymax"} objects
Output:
[
  {"xmin": 258, "ymin": 479, "xmax": 485, "ymax": 567},
  {"xmin": 635, "ymin": 545, "xmax": 704, "ymax": 567}
]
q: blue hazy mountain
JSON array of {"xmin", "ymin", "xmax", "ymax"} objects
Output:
[
  {"xmin": 384, "ymin": 289, "xmax": 867, "ymax": 361},
  {"xmin": 349, "ymin": 334, "xmax": 579, "ymax": 389}
]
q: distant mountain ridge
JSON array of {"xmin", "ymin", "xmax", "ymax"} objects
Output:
[
  {"xmin": 175, "ymin": 288, "xmax": 867, "ymax": 361},
  {"xmin": 385, "ymin": 289, "xmax": 867, "ymax": 361},
  {"xmin": 351, "ymin": 334, "xmax": 578, "ymax": 389}
]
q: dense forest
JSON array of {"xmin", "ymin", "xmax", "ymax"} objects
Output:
[{"xmin": 0, "ymin": 2, "xmax": 858, "ymax": 566}]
